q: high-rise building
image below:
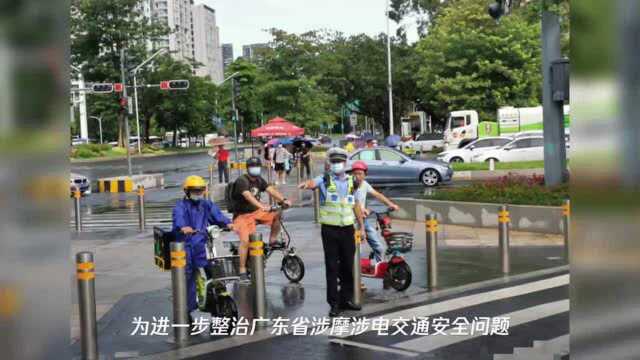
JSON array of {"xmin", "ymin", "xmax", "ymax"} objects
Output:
[
  {"xmin": 149, "ymin": 0, "xmax": 195, "ymax": 65},
  {"xmin": 242, "ymin": 43, "xmax": 269, "ymax": 62},
  {"xmin": 192, "ymin": 4, "xmax": 223, "ymax": 83},
  {"xmin": 222, "ymin": 43, "xmax": 234, "ymax": 70}
]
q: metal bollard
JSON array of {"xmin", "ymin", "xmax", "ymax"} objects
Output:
[
  {"xmin": 425, "ymin": 214, "xmax": 438, "ymax": 289},
  {"xmin": 296, "ymin": 158, "xmax": 301, "ymax": 184},
  {"xmin": 313, "ymin": 188, "xmax": 320, "ymax": 224},
  {"xmin": 170, "ymin": 242, "xmax": 189, "ymax": 343},
  {"xmin": 498, "ymin": 205, "xmax": 511, "ymax": 274},
  {"xmin": 352, "ymin": 230, "xmax": 362, "ymax": 306},
  {"xmin": 249, "ymin": 233, "xmax": 267, "ymax": 323},
  {"xmin": 74, "ymin": 188, "xmax": 82, "ymax": 232},
  {"xmin": 137, "ymin": 185, "xmax": 145, "ymax": 232},
  {"xmin": 562, "ymin": 199, "xmax": 570, "ymax": 262},
  {"xmin": 76, "ymin": 252, "xmax": 98, "ymax": 360},
  {"xmin": 489, "ymin": 158, "xmax": 496, "ymax": 171},
  {"xmin": 209, "ymin": 164, "xmax": 214, "ymax": 185},
  {"xmin": 205, "ymin": 184, "xmax": 210, "ymax": 202}
]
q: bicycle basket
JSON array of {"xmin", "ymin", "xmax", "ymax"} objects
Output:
[
  {"xmin": 385, "ymin": 232, "xmax": 414, "ymax": 253},
  {"xmin": 208, "ymin": 255, "xmax": 241, "ymax": 280}
]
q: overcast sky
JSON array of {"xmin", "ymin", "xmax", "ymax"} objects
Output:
[{"xmin": 195, "ymin": 0, "xmax": 419, "ymax": 58}]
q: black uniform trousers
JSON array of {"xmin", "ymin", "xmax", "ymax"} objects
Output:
[{"xmin": 321, "ymin": 224, "xmax": 356, "ymax": 307}]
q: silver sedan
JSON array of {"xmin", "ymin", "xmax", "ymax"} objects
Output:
[{"xmin": 348, "ymin": 147, "xmax": 453, "ymax": 187}]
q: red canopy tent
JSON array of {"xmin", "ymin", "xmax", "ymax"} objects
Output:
[{"xmin": 250, "ymin": 117, "xmax": 304, "ymax": 137}]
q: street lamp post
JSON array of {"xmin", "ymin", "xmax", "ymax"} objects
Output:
[
  {"xmin": 386, "ymin": 0, "xmax": 395, "ymax": 136},
  {"xmin": 132, "ymin": 48, "xmax": 169, "ymax": 154},
  {"xmin": 217, "ymin": 72, "xmax": 241, "ymax": 164},
  {"xmin": 90, "ymin": 116, "xmax": 103, "ymax": 144}
]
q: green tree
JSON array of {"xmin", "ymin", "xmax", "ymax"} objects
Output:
[
  {"xmin": 414, "ymin": 0, "xmax": 542, "ymax": 121},
  {"xmin": 71, "ymin": 0, "xmax": 168, "ymax": 146}
]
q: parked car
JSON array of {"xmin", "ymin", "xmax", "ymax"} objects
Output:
[
  {"xmin": 474, "ymin": 136, "xmax": 547, "ymax": 163},
  {"xmin": 437, "ymin": 136, "xmax": 513, "ymax": 163},
  {"xmin": 400, "ymin": 133, "xmax": 445, "ymax": 154},
  {"xmin": 70, "ymin": 173, "xmax": 91, "ymax": 195},
  {"xmin": 348, "ymin": 147, "xmax": 453, "ymax": 187}
]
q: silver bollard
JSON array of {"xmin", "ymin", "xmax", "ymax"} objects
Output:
[
  {"xmin": 74, "ymin": 188, "xmax": 82, "ymax": 232},
  {"xmin": 209, "ymin": 164, "xmax": 215, "ymax": 185},
  {"xmin": 425, "ymin": 214, "xmax": 439, "ymax": 289},
  {"xmin": 562, "ymin": 199, "xmax": 570, "ymax": 262},
  {"xmin": 352, "ymin": 230, "xmax": 362, "ymax": 306},
  {"xmin": 498, "ymin": 205, "xmax": 511, "ymax": 274},
  {"xmin": 489, "ymin": 158, "xmax": 496, "ymax": 171},
  {"xmin": 76, "ymin": 252, "xmax": 98, "ymax": 360},
  {"xmin": 170, "ymin": 242, "xmax": 189, "ymax": 343},
  {"xmin": 137, "ymin": 185, "xmax": 145, "ymax": 232},
  {"xmin": 249, "ymin": 233, "xmax": 267, "ymax": 323},
  {"xmin": 296, "ymin": 158, "xmax": 301, "ymax": 184},
  {"xmin": 313, "ymin": 188, "xmax": 320, "ymax": 224}
]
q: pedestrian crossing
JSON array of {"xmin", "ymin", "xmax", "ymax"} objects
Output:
[
  {"xmin": 69, "ymin": 202, "xmax": 233, "ymax": 232},
  {"xmin": 329, "ymin": 273, "xmax": 570, "ymax": 359}
]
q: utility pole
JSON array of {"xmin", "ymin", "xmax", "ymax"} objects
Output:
[
  {"xmin": 231, "ymin": 78, "xmax": 239, "ymax": 164},
  {"xmin": 120, "ymin": 48, "xmax": 133, "ymax": 176},
  {"xmin": 541, "ymin": 0, "xmax": 567, "ymax": 186},
  {"xmin": 386, "ymin": 0, "xmax": 395, "ymax": 136}
]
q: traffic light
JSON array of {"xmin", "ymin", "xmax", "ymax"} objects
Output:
[
  {"xmin": 114, "ymin": 83, "xmax": 124, "ymax": 93},
  {"xmin": 160, "ymin": 80, "xmax": 190, "ymax": 90},
  {"xmin": 92, "ymin": 83, "xmax": 114, "ymax": 94},
  {"xmin": 487, "ymin": 0, "xmax": 505, "ymax": 21},
  {"xmin": 232, "ymin": 79, "xmax": 241, "ymax": 98}
]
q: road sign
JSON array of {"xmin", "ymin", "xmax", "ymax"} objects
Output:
[{"xmin": 92, "ymin": 83, "xmax": 113, "ymax": 94}]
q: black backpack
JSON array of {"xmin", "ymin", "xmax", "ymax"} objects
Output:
[{"xmin": 224, "ymin": 178, "xmax": 239, "ymax": 214}]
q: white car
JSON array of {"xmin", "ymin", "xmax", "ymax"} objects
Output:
[
  {"xmin": 475, "ymin": 136, "xmax": 547, "ymax": 163},
  {"xmin": 401, "ymin": 133, "xmax": 444, "ymax": 154},
  {"xmin": 437, "ymin": 136, "xmax": 513, "ymax": 163}
]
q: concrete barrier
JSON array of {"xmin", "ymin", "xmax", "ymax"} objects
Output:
[
  {"xmin": 392, "ymin": 198, "xmax": 564, "ymax": 234},
  {"xmin": 97, "ymin": 174, "xmax": 164, "ymax": 193}
]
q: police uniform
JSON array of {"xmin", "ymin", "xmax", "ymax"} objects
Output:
[{"xmin": 313, "ymin": 172, "xmax": 358, "ymax": 308}]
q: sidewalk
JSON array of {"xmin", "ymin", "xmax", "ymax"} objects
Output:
[{"xmin": 70, "ymin": 209, "xmax": 565, "ymax": 358}]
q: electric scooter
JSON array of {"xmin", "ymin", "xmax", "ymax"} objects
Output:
[{"xmin": 360, "ymin": 208, "xmax": 414, "ymax": 291}]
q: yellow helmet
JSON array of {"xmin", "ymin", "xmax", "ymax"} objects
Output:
[{"xmin": 183, "ymin": 175, "xmax": 206, "ymax": 191}]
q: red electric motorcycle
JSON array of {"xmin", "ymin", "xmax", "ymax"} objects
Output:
[{"xmin": 360, "ymin": 208, "xmax": 414, "ymax": 291}]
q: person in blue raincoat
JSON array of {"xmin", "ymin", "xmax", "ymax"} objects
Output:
[{"xmin": 172, "ymin": 175, "xmax": 233, "ymax": 321}]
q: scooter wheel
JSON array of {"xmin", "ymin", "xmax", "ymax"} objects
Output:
[
  {"xmin": 282, "ymin": 255, "xmax": 305, "ymax": 283},
  {"xmin": 215, "ymin": 295, "xmax": 238, "ymax": 333},
  {"xmin": 385, "ymin": 262, "xmax": 412, "ymax": 291}
]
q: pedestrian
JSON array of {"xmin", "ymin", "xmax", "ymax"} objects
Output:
[
  {"xmin": 298, "ymin": 148, "xmax": 365, "ymax": 317},
  {"xmin": 230, "ymin": 157, "xmax": 292, "ymax": 283},
  {"xmin": 172, "ymin": 175, "xmax": 233, "ymax": 323},
  {"xmin": 301, "ymin": 145, "xmax": 311, "ymax": 179},
  {"xmin": 213, "ymin": 144, "xmax": 230, "ymax": 184},
  {"xmin": 344, "ymin": 141, "xmax": 355, "ymax": 153},
  {"xmin": 349, "ymin": 161, "xmax": 399, "ymax": 267},
  {"xmin": 365, "ymin": 139, "xmax": 375, "ymax": 149},
  {"xmin": 274, "ymin": 143, "xmax": 292, "ymax": 185}
]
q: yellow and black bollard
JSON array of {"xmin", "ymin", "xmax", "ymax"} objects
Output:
[
  {"xmin": 425, "ymin": 214, "xmax": 439, "ymax": 289},
  {"xmin": 498, "ymin": 205, "xmax": 511, "ymax": 274},
  {"xmin": 137, "ymin": 185, "xmax": 145, "ymax": 232},
  {"xmin": 249, "ymin": 234, "xmax": 267, "ymax": 323},
  {"xmin": 74, "ymin": 187, "xmax": 82, "ymax": 232},
  {"xmin": 170, "ymin": 242, "xmax": 189, "ymax": 343},
  {"xmin": 352, "ymin": 230, "xmax": 362, "ymax": 306},
  {"xmin": 76, "ymin": 252, "xmax": 98, "ymax": 360},
  {"xmin": 562, "ymin": 199, "xmax": 570, "ymax": 262}
]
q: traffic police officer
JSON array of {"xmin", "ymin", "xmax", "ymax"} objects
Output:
[
  {"xmin": 172, "ymin": 175, "xmax": 233, "ymax": 321},
  {"xmin": 299, "ymin": 148, "xmax": 365, "ymax": 316}
]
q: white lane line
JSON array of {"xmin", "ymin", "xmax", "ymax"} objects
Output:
[
  {"xmin": 395, "ymin": 299, "xmax": 570, "ymax": 353},
  {"xmin": 329, "ymin": 338, "xmax": 420, "ymax": 357},
  {"xmin": 332, "ymin": 274, "xmax": 569, "ymax": 338}
]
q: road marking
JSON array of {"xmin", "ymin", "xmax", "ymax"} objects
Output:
[
  {"xmin": 332, "ymin": 274, "xmax": 569, "ymax": 338},
  {"xmin": 395, "ymin": 299, "xmax": 569, "ymax": 353},
  {"xmin": 329, "ymin": 338, "xmax": 420, "ymax": 357}
]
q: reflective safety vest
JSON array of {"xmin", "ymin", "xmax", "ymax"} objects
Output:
[{"xmin": 319, "ymin": 175, "xmax": 356, "ymax": 226}]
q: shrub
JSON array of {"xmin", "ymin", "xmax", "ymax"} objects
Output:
[{"xmin": 424, "ymin": 175, "xmax": 569, "ymax": 206}]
